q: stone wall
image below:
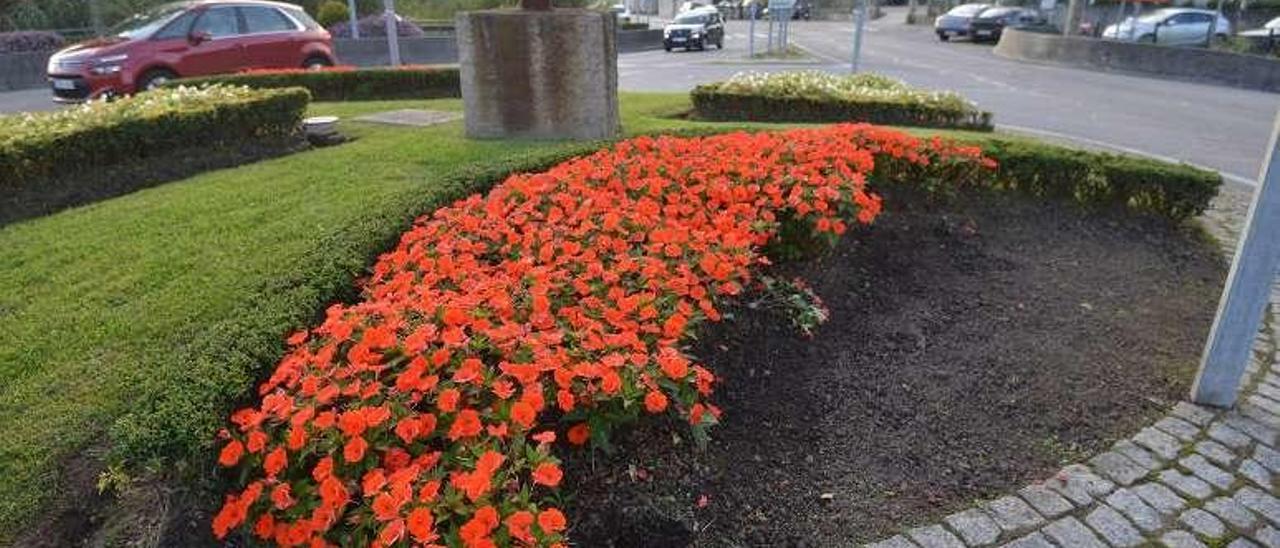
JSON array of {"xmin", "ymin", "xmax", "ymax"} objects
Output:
[
  {"xmin": 994, "ymin": 28, "xmax": 1280, "ymax": 93},
  {"xmin": 0, "ymin": 51, "xmax": 53, "ymax": 91}
]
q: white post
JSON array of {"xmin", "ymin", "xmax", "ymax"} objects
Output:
[
  {"xmin": 851, "ymin": 0, "xmax": 867, "ymax": 73},
  {"xmin": 384, "ymin": 0, "xmax": 402, "ymax": 67},
  {"xmin": 1190, "ymin": 111, "xmax": 1280, "ymax": 408},
  {"xmin": 348, "ymin": 0, "xmax": 361, "ymax": 39}
]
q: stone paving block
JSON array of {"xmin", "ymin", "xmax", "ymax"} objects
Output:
[
  {"xmin": 1000, "ymin": 531, "xmax": 1054, "ymax": 548},
  {"xmin": 1226, "ymin": 414, "xmax": 1280, "ymax": 446},
  {"xmin": 1209, "ymin": 422, "xmax": 1255, "ymax": 450},
  {"xmin": 983, "ymin": 496, "xmax": 1044, "ymax": 534},
  {"xmin": 1160, "ymin": 529, "xmax": 1209, "ymax": 548},
  {"xmin": 1259, "ymin": 382, "xmax": 1280, "ymax": 401},
  {"xmin": 945, "ymin": 508, "xmax": 1001, "ymax": 547},
  {"xmin": 1134, "ymin": 482, "xmax": 1188, "ymax": 515},
  {"xmin": 1105, "ymin": 488, "xmax": 1165, "ymax": 532},
  {"xmin": 1017, "ymin": 484, "xmax": 1073, "ymax": 518},
  {"xmin": 1091, "ymin": 451, "xmax": 1148, "ymax": 485},
  {"xmin": 352, "ymin": 109, "xmax": 463, "ymax": 127},
  {"xmin": 1041, "ymin": 516, "xmax": 1107, "ymax": 548},
  {"xmin": 1241, "ymin": 458, "xmax": 1275, "ymax": 489},
  {"xmin": 1136, "ymin": 426, "xmax": 1185, "ymax": 460},
  {"xmin": 1173, "ymin": 402, "xmax": 1218, "ymax": 426},
  {"xmin": 1206, "ymin": 496, "xmax": 1260, "ymax": 531},
  {"xmin": 1255, "ymin": 444, "xmax": 1280, "ymax": 473},
  {"xmin": 1236, "ymin": 486, "xmax": 1280, "ymax": 526},
  {"xmin": 907, "ymin": 524, "xmax": 966, "ymax": 548},
  {"xmin": 867, "ymin": 535, "xmax": 919, "ymax": 548},
  {"xmin": 1254, "ymin": 525, "xmax": 1280, "ymax": 548},
  {"xmin": 1114, "ymin": 439, "xmax": 1162, "ymax": 471},
  {"xmin": 1252, "ymin": 395, "xmax": 1280, "ymax": 417},
  {"xmin": 1229, "ymin": 537, "xmax": 1263, "ymax": 548},
  {"xmin": 1085, "ymin": 504, "xmax": 1144, "ymax": 547},
  {"xmin": 1179, "ymin": 508, "xmax": 1228, "ymax": 539},
  {"xmin": 1180, "ymin": 454, "xmax": 1237, "ymax": 490},
  {"xmin": 1046, "ymin": 465, "xmax": 1113, "ymax": 506},
  {"xmin": 1156, "ymin": 416, "xmax": 1202, "ymax": 442},
  {"xmin": 1159, "ymin": 469, "xmax": 1215, "ymax": 500},
  {"xmin": 1242, "ymin": 404, "xmax": 1280, "ymax": 430},
  {"xmin": 1195, "ymin": 439, "xmax": 1239, "ymax": 467}
]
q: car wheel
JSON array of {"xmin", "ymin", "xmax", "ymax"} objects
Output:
[
  {"xmin": 665, "ymin": 45, "xmax": 672, "ymax": 51},
  {"xmin": 303, "ymin": 55, "xmax": 333, "ymax": 70},
  {"xmin": 938, "ymin": 33, "xmax": 950, "ymax": 41},
  {"xmin": 716, "ymin": 38, "xmax": 724, "ymax": 49},
  {"xmin": 136, "ymin": 68, "xmax": 177, "ymax": 93}
]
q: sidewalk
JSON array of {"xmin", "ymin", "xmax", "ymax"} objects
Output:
[{"xmin": 867, "ymin": 188, "xmax": 1280, "ymax": 548}]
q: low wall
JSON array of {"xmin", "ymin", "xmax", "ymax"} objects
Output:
[
  {"xmin": 994, "ymin": 28, "xmax": 1280, "ymax": 93},
  {"xmin": 0, "ymin": 51, "xmax": 52, "ymax": 91},
  {"xmin": 337, "ymin": 28, "xmax": 661, "ymax": 67}
]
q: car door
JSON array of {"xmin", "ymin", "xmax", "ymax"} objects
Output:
[
  {"xmin": 237, "ymin": 5, "xmax": 302, "ymax": 69},
  {"xmin": 181, "ymin": 6, "xmax": 245, "ymax": 76}
]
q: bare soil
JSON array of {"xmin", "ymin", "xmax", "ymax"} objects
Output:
[{"xmin": 564, "ymin": 190, "xmax": 1226, "ymax": 546}]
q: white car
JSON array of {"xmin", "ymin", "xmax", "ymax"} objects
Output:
[
  {"xmin": 1102, "ymin": 8, "xmax": 1230, "ymax": 45},
  {"xmin": 609, "ymin": 3, "xmax": 633, "ymax": 22},
  {"xmin": 1239, "ymin": 16, "xmax": 1280, "ymax": 37}
]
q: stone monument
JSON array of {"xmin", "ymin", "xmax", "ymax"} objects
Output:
[{"xmin": 456, "ymin": 0, "xmax": 620, "ymax": 140}]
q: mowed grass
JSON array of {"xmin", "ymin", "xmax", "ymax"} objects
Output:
[{"xmin": 0, "ymin": 92, "xmax": 1000, "ymax": 540}]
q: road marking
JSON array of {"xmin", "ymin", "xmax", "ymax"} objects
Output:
[{"xmin": 1000, "ymin": 124, "xmax": 1257, "ymax": 187}]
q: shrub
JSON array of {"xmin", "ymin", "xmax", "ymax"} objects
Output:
[
  {"xmin": 0, "ymin": 30, "xmax": 63, "ymax": 53},
  {"xmin": 316, "ymin": 0, "xmax": 351, "ymax": 28},
  {"xmin": 0, "ymin": 85, "xmax": 309, "ymax": 193},
  {"xmin": 211, "ymin": 124, "xmax": 992, "ymax": 546},
  {"xmin": 328, "ymin": 13, "xmax": 427, "ymax": 38},
  {"xmin": 172, "ymin": 66, "xmax": 460, "ymax": 102},
  {"xmin": 691, "ymin": 71, "xmax": 994, "ymax": 131},
  {"xmin": 976, "ymin": 138, "xmax": 1221, "ymax": 221}
]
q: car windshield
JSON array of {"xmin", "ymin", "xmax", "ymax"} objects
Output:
[
  {"xmin": 948, "ymin": 4, "xmax": 989, "ymax": 16},
  {"xmin": 675, "ymin": 13, "xmax": 710, "ymax": 23},
  {"xmin": 1266, "ymin": 16, "xmax": 1280, "ymax": 28},
  {"xmin": 980, "ymin": 7, "xmax": 1017, "ymax": 17},
  {"xmin": 108, "ymin": 3, "xmax": 189, "ymax": 39}
]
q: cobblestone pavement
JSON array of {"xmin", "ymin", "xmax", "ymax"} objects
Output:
[{"xmin": 868, "ymin": 184, "xmax": 1280, "ymax": 548}]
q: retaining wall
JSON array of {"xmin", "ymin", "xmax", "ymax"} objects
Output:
[{"xmin": 994, "ymin": 28, "xmax": 1280, "ymax": 93}]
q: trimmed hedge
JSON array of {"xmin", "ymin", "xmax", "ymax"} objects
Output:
[
  {"xmin": 172, "ymin": 66, "xmax": 461, "ymax": 102},
  {"xmin": 0, "ymin": 85, "xmax": 308, "ymax": 185},
  {"xmin": 0, "ymin": 30, "xmax": 64, "ymax": 54},
  {"xmin": 691, "ymin": 71, "xmax": 994, "ymax": 131},
  {"xmin": 874, "ymin": 137, "xmax": 1222, "ymax": 221}
]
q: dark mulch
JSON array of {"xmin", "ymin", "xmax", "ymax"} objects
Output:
[{"xmin": 564, "ymin": 189, "xmax": 1226, "ymax": 546}]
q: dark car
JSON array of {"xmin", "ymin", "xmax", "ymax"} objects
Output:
[
  {"xmin": 934, "ymin": 3, "xmax": 989, "ymax": 40},
  {"xmin": 663, "ymin": 8, "xmax": 725, "ymax": 51},
  {"xmin": 968, "ymin": 6, "xmax": 1044, "ymax": 42},
  {"xmin": 46, "ymin": 0, "xmax": 334, "ymax": 102},
  {"xmin": 792, "ymin": 0, "xmax": 812, "ymax": 19}
]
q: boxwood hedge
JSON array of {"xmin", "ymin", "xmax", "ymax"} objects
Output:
[{"xmin": 172, "ymin": 65, "xmax": 460, "ymax": 102}]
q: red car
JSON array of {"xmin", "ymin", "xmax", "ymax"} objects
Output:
[{"xmin": 46, "ymin": 0, "xmax": 335, "ymax": 102}]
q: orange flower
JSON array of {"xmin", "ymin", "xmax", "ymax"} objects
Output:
[
  {"xmin": 566, "ymin": 423, "xmax": 590, "ymax": 446},
  {"xmin": 537, "ymin": 507, "xmax": 567, "ymax": 533},
  {"xmin": 509, "ymin": 401, "xmax": 536, "ymax": 429},
  {"xmin": 218, "ymin": 439, "xmax": 244, "ymax": 467},
  {"xmin": 644, "ymin": 390, "xmax": 668, "ymax": 413},
  {"xmin": 448, "ymin": 409, "xmax": 483, "ymax": 440},
  {"xmin": 532, "ymin": 462, "xmax": 562, "ymax": 487},
  {"xmin": 343, "ymin": 436, "xmax": 368, "ymax": 463},
  {"xmin": 406, "ymin": 507, "xmax": 437, "ymax": 543},
  {"xmin": 504, "ymin": 510, "xmax": 535, "ymax": 543}
]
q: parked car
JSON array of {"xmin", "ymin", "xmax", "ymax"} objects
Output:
[
  {"xmin": 609, "ymin": 3, "xmax": 633, "ymax": 22},
  {"xmin": 679, "ymin": 1, "xmax": 712, "ymax": 13},
  {"xmin": 663, "ymin": 7, "xmax": 725, "ymax": 51},
  {"xmin": 1101, "ymin": 8, "xmax": 1230, "ymax": 45},
  {"xmin": 1238, "ymin": 15, "xmax": 1280, "ymax": 37},
  {"xmin": 46, "ymin": 0, "xmax": 334, "ymax": 103},
  {"xmin": 935, "ymin": 3, "xmax": 990, "ymax": 41},
  {"xmin": 968, "ymin": 7, "xmax": 1044, "ymax": 42}
]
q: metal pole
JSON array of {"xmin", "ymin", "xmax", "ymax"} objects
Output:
[
  {"xmin": 348, "ymin": 0, "xmax": 361, "ymax": 39},
  {"xmin": 1190, "ymin": 110, "xmax": 1280, "ymax": 408},
  {"xmin": 384, "ymin": 0, "xmax": 402, "ymax": 67},
  {"xmin": 851, "ymin": 0, "xmax": 867, "ymax": 72}
]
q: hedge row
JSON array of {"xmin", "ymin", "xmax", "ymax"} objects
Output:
[
  {"xmin": 173, "ymin": 66, "xmax": 460, "ymax": 102},
  {"xmin": 0, "ymin": 85, "xmax": 309, "ymax": 192},
  {"xmin": 692, "ymin": 87, "xmax": 994, "ymax": 130}
]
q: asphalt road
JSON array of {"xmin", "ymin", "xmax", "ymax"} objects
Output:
[
  {"xmin": 621, "ymin": 11, "xmax": 1279, "ymax": 185},
  {"xmin": 3, "ymin": 12, "xmax": 1274, "ymax": 184}
]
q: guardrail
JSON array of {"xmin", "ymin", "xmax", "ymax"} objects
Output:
[{"xmin": 994, "ymin": 27, "xmax": 1280, "ymax": 93}]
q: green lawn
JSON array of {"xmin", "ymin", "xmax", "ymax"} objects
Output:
[{"xmin": 0, "ymin": 92, "xmax": 1001, "ymax": 540}]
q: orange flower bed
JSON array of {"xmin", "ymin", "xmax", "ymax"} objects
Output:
[{"xmin": 212, "ymin": 125, "xmax": 992, "ymax": 547}]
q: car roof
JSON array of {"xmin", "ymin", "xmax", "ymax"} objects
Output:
[
  {"xmin": 184, "ymin": 0, "xmax": 305, "ymax": 8},
  {"xmin": 1151, "ymin": 7, "xmax": 1218, "ymax": 15}
]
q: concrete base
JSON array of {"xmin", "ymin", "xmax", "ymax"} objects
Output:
[{"xmin": 456, "ymin": 9, "xmax": 619, "ymax": 140}]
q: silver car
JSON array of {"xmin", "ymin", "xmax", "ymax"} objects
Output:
[
  {"xmin": 935, "ymin": 3, "xmax": 990, "ymax": 41},
  {"xmin": 1102, "ymin": 8, "xmax": 1231, "ymax": 45}
]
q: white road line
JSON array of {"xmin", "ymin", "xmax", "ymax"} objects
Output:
[{"xmin": 999, "ymin": 124, "xmax": 1257, "ymax": 187}]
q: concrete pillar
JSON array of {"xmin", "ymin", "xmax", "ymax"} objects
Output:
[
  {"xmin": 1062, "ymin": 0, "xmax": 1084, "ymax": 35},
  {"xmin": 456, "ymin": 9, "xmax": 620, "ymax": 140}
]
